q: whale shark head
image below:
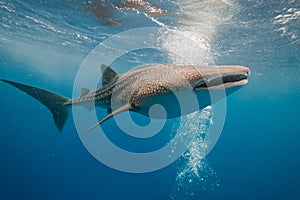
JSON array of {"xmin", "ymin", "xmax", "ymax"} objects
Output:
[{"xmin": 190, "ymin": 65, "xmax": 250, "ymax": 91}]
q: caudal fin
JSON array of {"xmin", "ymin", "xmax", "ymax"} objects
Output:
[{"xmin": 1, "ymin": 79, "xmax": 70, "ymax": 132}]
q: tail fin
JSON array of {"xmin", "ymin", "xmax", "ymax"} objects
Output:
[{"xmin": 1, "ymin": 79, "xmax": 70, "ymax": 132}]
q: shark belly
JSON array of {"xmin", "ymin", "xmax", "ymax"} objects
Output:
[{"xmin": 135, "ymin": 89, "xmax": 201, "ymax": 119}]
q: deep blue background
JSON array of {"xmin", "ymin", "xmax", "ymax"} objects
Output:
[{"xmin": 1, "ymin": 0, "xmax": 300, "ymax": 199}]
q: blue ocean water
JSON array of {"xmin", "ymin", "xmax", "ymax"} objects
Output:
[{"xmin": 0, "ymin": 0, "xmax": 300, "ymax": 199}]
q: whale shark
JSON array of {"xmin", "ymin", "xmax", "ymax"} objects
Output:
[{"xmin": 0, "ymin": 64, "xmax": 250, "ymax": 132}]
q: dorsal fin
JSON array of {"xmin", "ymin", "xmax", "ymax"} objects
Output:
[
  {"xmin": 81, "ymin": 88, "xmax": 90, "ymax": 96},
  {"xmin": 101, "ymin": 64, "xmax": 118, "ymax": 86}
]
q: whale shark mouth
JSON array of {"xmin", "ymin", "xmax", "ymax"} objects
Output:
[{"xmin": 194, "ymin": 73, "xmax": 249, "ymax": 90}]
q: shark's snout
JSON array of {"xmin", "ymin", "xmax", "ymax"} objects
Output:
[{"xmin": 193, "ymin": 65, "xmax": 251, "ymax": 90}]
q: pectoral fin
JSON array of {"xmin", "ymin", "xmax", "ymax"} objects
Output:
[{"xmin": 83, "ymin": 104, "xmax": 132, "ymax": 134}]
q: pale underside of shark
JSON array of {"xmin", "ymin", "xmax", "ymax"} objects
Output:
[{"xmin": 0, "ymin": 64, "xmax": 250, "ymax": 132}]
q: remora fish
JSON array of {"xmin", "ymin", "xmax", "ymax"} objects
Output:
[{"xmin": 0, "ymin": 64, "xmax": 250, "ymax": 132}]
